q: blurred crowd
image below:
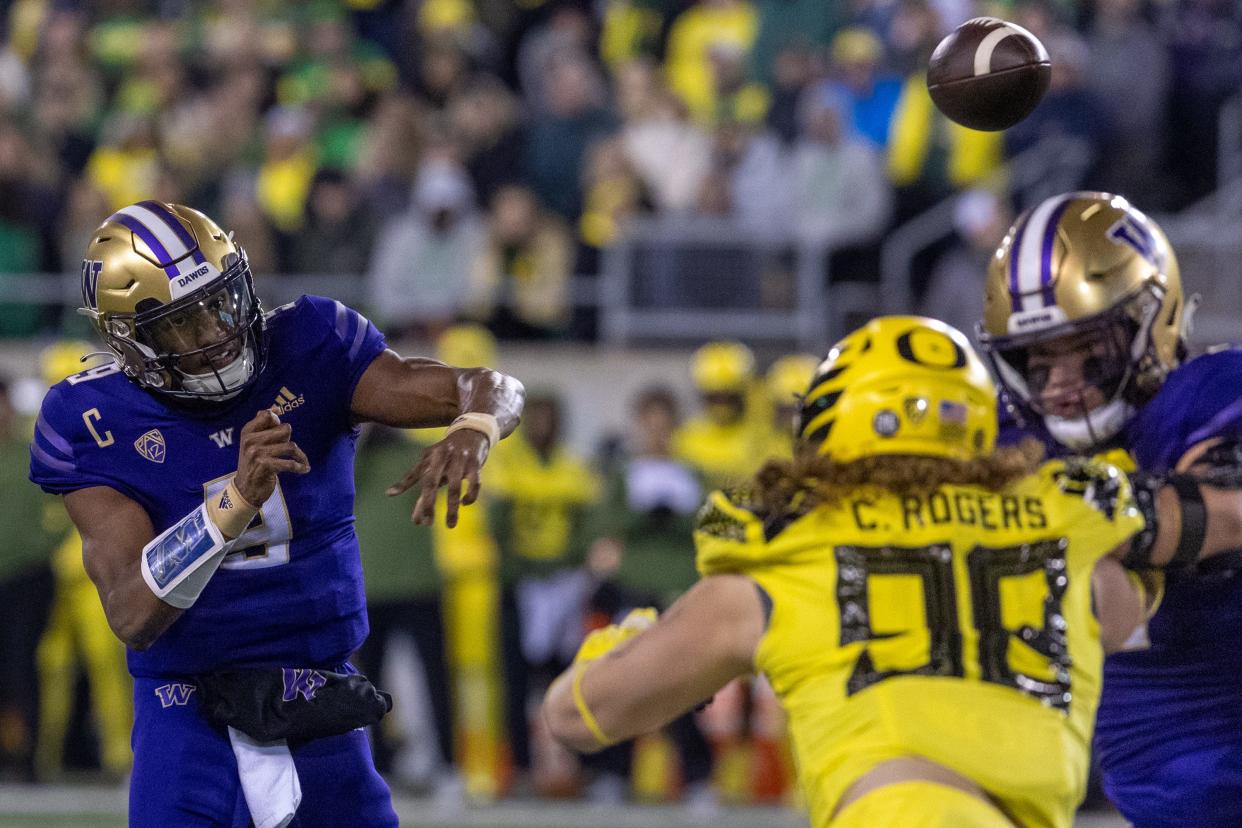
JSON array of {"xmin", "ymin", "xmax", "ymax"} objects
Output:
[
  {"xmin": 0, "ymin": 326, "xmax": 817, "ymax": 810},
  {"xmin": 0, "ymin": 0, "xmax": 1238, "ymax": 341}
]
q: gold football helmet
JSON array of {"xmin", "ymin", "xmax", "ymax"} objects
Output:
[
  {"xmin": 80, "ymin": 202, "xmax": 265, "ymax": 401},
  {"xmin": 978, "ymin": 192, "xmax": 1191, "ymax": 449},
  {"xmin": 799, "ymin": 316, "xmax": 997, "ymax": 463}
]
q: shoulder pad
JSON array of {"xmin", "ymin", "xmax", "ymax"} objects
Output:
[
  {"xmin": 1043, "ymin": 457, "xmax": 1132, "ymax": 521},
  {"xmin": 694, "ymin": 487, "xmax": 776, "ymax": 576}
]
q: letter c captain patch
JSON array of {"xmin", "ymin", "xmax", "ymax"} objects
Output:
[{"xmin": 135, "ymin": 429, "xmax": 166, "ymax": 463}]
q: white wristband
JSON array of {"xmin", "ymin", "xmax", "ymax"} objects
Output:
[
  {"xmin": 140, "ymin": 504, "xmax": 235, "ymax": 609},
  {"xmin": 445, "ymin": 412, "xmax": 500, "ymax": 448}
]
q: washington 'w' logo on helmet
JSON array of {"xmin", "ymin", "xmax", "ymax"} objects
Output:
[{"xmin": 81, "ymin": 259, "xmax": 102, "ymax": 308}]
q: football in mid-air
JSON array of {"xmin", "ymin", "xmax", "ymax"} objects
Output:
[{"xmin": 926, "ymin": 17, "xmax": 1051, "ymax": 132}]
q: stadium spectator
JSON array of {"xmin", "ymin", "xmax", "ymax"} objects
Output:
[
  {"xmin": 790, "ymin": 85, "xmax": 891, "ymax": 248},
  {"xmin": 255, "ymin": 106, "xmax": 319, "ymax": 235},
  {"xmin": 356, "ymin": 93, "xmax": 426, "ymax": 217},
  {"xmin": 886, "ymin": 63, "xmax": 1002, "ymax": 221},
  {"xmin": 0, "ymin": 122, "xmax": 58, "ymax": 335},
  {"xmin": 448, "ymin": 77, "xmax": 528, "ymax": 207},
  {"xmin": 517, "ymin": 3, "xmax": 596, "ymax": 114},
  {"xmin": 664, "ymin": 0, "xmax": 760, "ymax": 125},
  {"xmin": 584, "ymin": 385, "xmax": 716, "ymax": 812},
  {"xmin": 764, "ymin": 44, "xmax": 817, "ymax": 144},
  {"xmin": 487, "ymin": 392, "xmax": 600, "ymax": 792},
  {"xmin": 672, "ymin": 341, "xmax": 769, "ymax": 489},
  {"xmin": 465, "ymin": 184, "xmax": 574, "ymax": 338},
  {"xmin": 1160, "ymin": 0, "xmax": 1242, "ymax": 207},
  {"xmin": 617, "ymin": 61, "xmax": 712, "ymax": 214},
  {"xmin": 522, "ymin": 52, "xmax": 615, "ymax": 221},
  {"xmin": 1087, "ymin": 0, "xmax": 1171, "ymax": 206},
  {"xmin": 0, "ymin": 376, "xmax": 58, "ymax": 780},
  {"xmin": 368, "ymin": 156, "xmax": 485, "ymax": 339},
  {"xmin": 1004, "ymin": 32, "xmax": 1103, "ymax": 180},
  {"xmin": 353, "ymin": 424, "xmax": 461, "ymax": 806},
  {"xmin": 289, "ymin": 168, "xmax": 377, "ymax": 276},
  {"xmin": 818, "ymin": 28, "xmax": 903, "ymax": 149},
  {"xmin": 696, "ymin": 118, "xmax": 790, "ymax": 236}
]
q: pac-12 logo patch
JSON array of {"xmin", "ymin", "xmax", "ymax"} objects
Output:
[{"xmin": 134, "ymin": 429, "xmax": 166, "ymax": 463}]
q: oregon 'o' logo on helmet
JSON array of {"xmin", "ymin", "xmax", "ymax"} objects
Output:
[{"xmin": 799, "ymin": 316, "xmax": 997, "ymax": 463}]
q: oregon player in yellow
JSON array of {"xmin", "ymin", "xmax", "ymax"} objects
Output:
[
  {"xmin": 543, "ymin": 316, "xmax": 1242, "ymax": 827},
  {"xmin": 672, "ymin": 340, "xmax": 770, "ymax": 489},
  {"xmin": 33, "ymin": 342, "xmax": 132, "ymax": 780}
]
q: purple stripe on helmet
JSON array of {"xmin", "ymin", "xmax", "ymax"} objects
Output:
[
  {"xmin": 36, "ymin": 412, "xmax": 74, "ymax": 459},
  {"xmin": 109, "ymin": 213, "xmax": 181, "ymax": 278},
  {"xmin": 1008, "ymin": 215, "xmax": 1029, "ymax": 313},
  {"xmin": 1039, "ymin": 199, "xmax": 1072, "ymax": 308},
  {"xmin": 138, "ymin": 201, "xmax": 206, "ymax": 265}
]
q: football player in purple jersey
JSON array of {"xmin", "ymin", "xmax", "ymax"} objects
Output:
[
  {"xmin": 979, "ymin": 191, "xmax": 1242, "ymax": 827},
  {"xmin": 30, "ymin": 202, "xmax": 524, "ymax": 826}
]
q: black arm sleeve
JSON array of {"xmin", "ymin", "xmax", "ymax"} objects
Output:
[{"xmin": 1122, "ymin": 473, "xmax": 1205, "ymax": 572}]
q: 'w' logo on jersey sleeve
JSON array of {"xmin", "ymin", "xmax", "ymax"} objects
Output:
[{"xmin": 208, "ymin": 428, "xmax": 234, "ymax": 447}]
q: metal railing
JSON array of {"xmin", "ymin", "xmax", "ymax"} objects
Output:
[
  {"xmin": 878, "ymin": 136, "xmax": 1094, "ymax": 315},
  {"xmin": 599, "ymin": 216, "xmax": 843, "ymax": 351}
]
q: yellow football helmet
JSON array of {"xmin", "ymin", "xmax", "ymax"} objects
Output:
[
  {"xmin": 766, "ymin": 354, "xmax": 820, "ymax": 406},
  {"xmin": 39, "ymin": 340, "xmax": 102, "ymax": 385},
  {"xmin": 799, "ymin": 316, "xmax": 997, "ymax": 463},
  {"xmin": 436, "ymin": 322, "xmax": 497, "ymax": 368},
  {"xmin": 978, "ymin": 192, "xmax": 1190, "ymax": 449},
  {"xmin": 80, "ymin": 202, "xmax": 265, "ymax": 401},
  {"xmin": 691, "ymin": 341, "xmax": 755, "ymax": 394}
]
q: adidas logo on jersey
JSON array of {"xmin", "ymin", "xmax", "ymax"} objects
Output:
[{"xmin": 270, "ymin": 386, "xmax": 305, "ymax": 415}]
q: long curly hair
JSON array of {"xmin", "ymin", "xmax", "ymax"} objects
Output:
[{"xmin": 753, "ymin": 439, "xmax": 1046, "ymax": 517}]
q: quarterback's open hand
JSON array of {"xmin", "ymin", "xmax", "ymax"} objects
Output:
[
  {"xmin": 388, "ymin": 429, "xmax": 489, "ymax": 528},
  {"xmin": 234, "ymin": 409, "xmax": 311, "ymax": 506}
]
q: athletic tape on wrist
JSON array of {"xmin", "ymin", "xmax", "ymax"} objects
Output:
[{"xmin": 446, "ymin": 412, "xmax": 500, "ymax": 448}]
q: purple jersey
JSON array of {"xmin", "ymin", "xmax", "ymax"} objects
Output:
[
  {"xmin": 1098, "ymin": 349, "xmax": 1242, "ymax": 827},
  {"xmin": 30, "ymin": 295, "xmax": 387, "ymax": 678}
]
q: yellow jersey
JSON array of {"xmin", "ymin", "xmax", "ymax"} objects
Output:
[{"xmin": 694, "ymin": 459, "xmax": 1145, "ymax": 828}]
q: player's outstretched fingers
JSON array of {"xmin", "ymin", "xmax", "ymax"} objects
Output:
[
  {"xmin": 462, "ymin": 462, "xmax": 482, "ymax": 507},
  {"xmin": 412, "ymin": 453, "xmax": 450, "ymax": 525},
  {"xmin": 442, "ymin": 454, "xmax": 467, "ymax": 528},
  {"xmin": 387, "ymin": 454, "xmax": 428, "ymax": 498}
]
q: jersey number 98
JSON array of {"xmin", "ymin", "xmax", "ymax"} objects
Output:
[{"xmin": 836, "ymin": 539, "xmax": 1071, "ymax": 710}]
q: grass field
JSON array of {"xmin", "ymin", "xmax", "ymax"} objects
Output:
[{"xmin": 0, "ymin": 784, "xmax": 1132, "ymax": 827}]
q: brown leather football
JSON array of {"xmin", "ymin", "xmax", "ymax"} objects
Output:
[{"xmin": 926, "ymin": 17, "xmax": 1051, "ymax": 132}]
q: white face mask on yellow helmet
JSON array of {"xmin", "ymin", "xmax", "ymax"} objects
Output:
[
  {"xmin": 79, "ymin": 202, "xmax": 266, "ymax": 402},
  {"xmin": 977, "ymin": 192, "xmax": 1195, "ymax": 450}
]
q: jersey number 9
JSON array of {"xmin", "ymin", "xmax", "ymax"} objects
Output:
[{"xmin": 203, "ymin": 475, "xmax": 293, "ymax": 569}]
